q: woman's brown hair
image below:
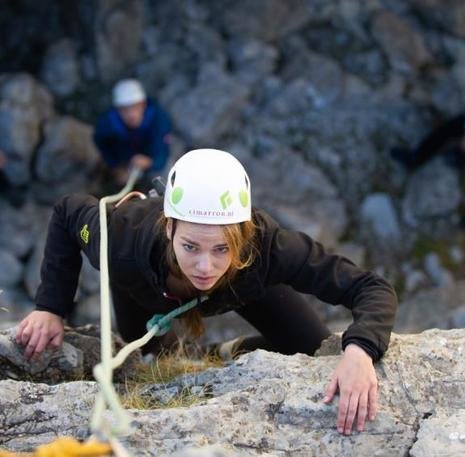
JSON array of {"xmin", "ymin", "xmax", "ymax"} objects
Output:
[{"xmin": 156, "ymin": 214, "xmax": 259, "ymax": 339}]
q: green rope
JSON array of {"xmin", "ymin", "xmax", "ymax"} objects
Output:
[{"xmin": 146, "ymin": 296, "xmax": 207, "ymax": 335}]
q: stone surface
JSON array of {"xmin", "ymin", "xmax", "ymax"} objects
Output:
[
  {"xmin": 228, "ymin": 38, "xmax": 278, "ymax": 86},
  {"xmin": 410, "ymin": 0, "xmax": 465, "ymax": 39},
  {"xmin": 35, "ymin": 116, "xmax": 99, "ymax": 183},
  {"xmin": 40, "ymin": 39, "xmax": 81, "ymax": 97},
  {"xmin": 402, "ymin": 158, "xmax": 462, "ymax": 230},
  {"xmin": 1, "ymin": 1, "xmax": 465, "ymax": 327},
  {"xmin": 243, "ymin": 148, "xmax": 348, "ymax": 247},
  {"xmin": 24, "ymin": 229, "xmax": 47, "ymax": 300},
  {"xmin": 220, "ymin": 0, "xmax": 312, "ymax": 42},
  {"xmin": 410, "ymin": 409, "xmax": 465, "ymax": 457},
  {"xmin": 395, "ymin": 280, "xmax": 465, "ymax": 332},
  {"xmin": 371, "ymin": 10, "xmax": 432, "ymax": 75},
  {"xmin": 0, "ymin": 74, "xmax": 54, "ymax": 185},
  {"xmin": 0, "ymin": 200, "xmax": 37, "ymax": 258},
  {"xmin": 360, "ymin": 193, "xmax": 401, "ymax": 245},
  {"xmin": 0, "ymin": 250, "xmax": 23, "ymax": 288},
  {"xmin": 0, "ymin": 325, "xmax": 142, "ymax": 384},
  {"xmin": 79, "ymin": 255, "xmax": 100, "ymax": 295},
  {"xmin": 0, "ymin": 329, "xmax": 464, "ymax": 456},
  {"xmin": 2, "ymin": 11, "xmax": 465, "ymax": 449},
  {"xmin": 423, "ymin": 252, "xmax": 454, "ymax": 288},
  {"xmin": 95, "ymin": 0, "xmax": 144, "ymax": 81},
  {"xmin": 169, "ymin": 69, "xmax": 249, "ymax": 144}
]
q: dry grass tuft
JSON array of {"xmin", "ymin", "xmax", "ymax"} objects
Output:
[{"xmin": 122, "ymin": 343, "xmax": 223, "ymax": 410}]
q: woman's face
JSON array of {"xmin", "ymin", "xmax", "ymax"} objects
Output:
[{"xmin": 167, "ymin": 220, "xmax": 232, "ymax": 291}]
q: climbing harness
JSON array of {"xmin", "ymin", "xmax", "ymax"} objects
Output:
[{"xmin": 0, "ymin": 167, "xmax": 204, "ymax": 456}]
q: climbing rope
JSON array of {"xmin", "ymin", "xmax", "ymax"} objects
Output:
[
  {"xmin": 0, "ymin": 167, "xmax": 203, "ymax": 456},
  {"xmin": 90, "ymin": 167, "xmax": 205, "ymax": 451}
]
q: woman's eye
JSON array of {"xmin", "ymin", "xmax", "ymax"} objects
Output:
[
  {"xmin": 183, "ymin": 243, "xmax": 196, "ymax": 252},
  {"xmin": 216, "ymin": 246, "xmax": 229, "ymax": 254}
]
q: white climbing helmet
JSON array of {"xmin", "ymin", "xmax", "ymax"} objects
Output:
[
  {"xmin": 112, "ymin": 79, "xmax": 146, "ymax": 107},
  {"xmin": 164, "ymin": 149, "xmax": 252, "ymax": 224}
]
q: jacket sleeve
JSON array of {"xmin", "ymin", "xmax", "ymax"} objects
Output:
[
  {"xmin": 35, "ymin": 194, "xmax": 101, "ymax": 317},
  {"xmin": 264, "ymin": 223, "xmax": 397, "ymax": 361},
  {"xmin": 149, "ymin": 103, "xmax": 172, "ymax": 172}
]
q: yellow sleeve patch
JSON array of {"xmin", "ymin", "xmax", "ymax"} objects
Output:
[{"xmin": 80, "ymin": 224, "xmax": 90, "ymax": 244}]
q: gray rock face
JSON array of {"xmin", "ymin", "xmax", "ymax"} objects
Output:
[
  {"xmin": 423, "ymin": 252, "xmax": 454, "ymax": 288},
  {"xmin": 280, "ymin": 38, "xmax": 346, "ymax": 107},
  {"xmin": 248, "ymin": 83, "xmax": 427, "ymax": 203},
  {"xmin": 0, "ymin": 325, "xmax": 142, "ymax": 384},
  {"xmin": 171, "ymin": 446, "xmax": 245, "ymax": 457},
  {"xmin": 2, "ymin": 1, "xmax": 465, "ymax": 331},
  {"xmin": 0, "ymin": 379, "xmax": 98, "ymax": 451},
  {"xmin": 228, "ymin": 38, "xmax": 278, "ymax": 86},
  {"xmin": 35, "ymin": 116, "xmax": 99, "ymax": 183},
  {"xmin": 0, "ymin": 74, "xmax": 54, "ymax": 185},
  {"xmin": 360, "ymin": 193, "xmax": 401, "ymax": 245},
  {"xmin": 24, "ymin": 227, "xmax": 48, "ymax": 300},
  {"xmin": 71, "ymin": 294, "xmax": 105, "ymax": 327},
  {"xmin": 0, "ymin": 289, "xmax": 33, "ymax": 330},
  {"xmin": 410, "ymin": 0, "xmax": 465, "ymax": 39},
  {"xmin": 79, "ymin": 255, "xmax": 100, "ymax": 295},
  {"xmin": 395, "ymin": 280, "xmax": 465, "ymax": 332},
  {"xmin": 220, "ymin": 0, "xmax": 312, "ymax": 42},
  {"xmin": 0, "ymin": 200, "xmax": 37, "ymax": 258},
  {"xmin": 40, "ymin": 39, "xmax": 81, "ymax": 97},
  {"xmin": 402, "ymin": 158, "xmax": 462, "ymax": 229},
  {"xmin": 0, "ymin": 328, "xmax": 83, "ymax": 383},
  {"xmin": 371, "ymin": 10, "xmax": 432, "ymax": 75},
  {"xmin": 0, "ymin": 250, "xmax": 23, "ymax": 287},
  {"xmin": 95, "ymin": 0, "xmax": 144, "ymax": 81},
  {"xmin": 0, "ymin": 329, "xmax": 464, "ymax": 456},
  {"xmin": 170, "ymin": 70, "xmax": 249, "ymax": 144},
  {"xmin": 410, "ymin": 409, "xmax": 465, "ymax": 457},
  {"xmin": 243, "ymin": 148, "xmax": 348, "ymax": 247}
]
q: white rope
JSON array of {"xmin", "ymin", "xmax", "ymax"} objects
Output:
[
  {"xmin": 89, "ymin": 168, "xmax": 202, "ymax": 451},
  {"xmin": 91, "ymin": 167, "xmax": 142, "ymax": 439}
]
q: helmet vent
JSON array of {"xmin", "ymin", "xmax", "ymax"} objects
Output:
[
  {"xmin": 244, "ymin": 175, "xmax": 249, "ymax": 189},
  {"xmin": 170, "ymin": 171, "xmax": 176, "ymax": 186}
]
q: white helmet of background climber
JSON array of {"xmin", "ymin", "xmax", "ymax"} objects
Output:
[
  {"xmin": 164, "ymin": 149, "xmax": 252, "ymax": 224},
  {"xmin": 112, "ymin": 79, "xmax": 146, "ymax": 107}
]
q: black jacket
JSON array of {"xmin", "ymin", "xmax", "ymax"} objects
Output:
[{"xmin": 35, "ymin": 194, "xmax": 398, "ymax": 361}]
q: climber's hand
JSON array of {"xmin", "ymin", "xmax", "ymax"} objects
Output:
[
  {"xmin": 323, "ymin": 343, "xmax": 378, "ymax": 435},
  {"xmin": 15, "ymin": 311, "xmax": 64, "ymax": 360},
  {"xmin": 131, "ymin": 154, "xmax": 153, "ymax": 170}
]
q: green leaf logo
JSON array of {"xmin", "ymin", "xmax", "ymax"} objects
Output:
[
  {"xmin": 220, "ymin": 191, "xmax": 233, "ymax": 209},
  {"xmin": 239, "ymin": 190, "xmax": 249, "ymax": 208},
  {"xmin": 171, "ymin": 187, "xmax": 184, "ymax": 205}
]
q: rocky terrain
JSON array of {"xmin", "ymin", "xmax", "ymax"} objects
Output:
[
  {"xmin": 0, "ymin": 327, "xmax": 464, "ymax": 456},
  {"xmin": 1, "ymin": 2, "xmax": 465, "ymax": 455},
  {"xmin": 1, "ymin": 0, "xmax": 465, "ymax": 335}
]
